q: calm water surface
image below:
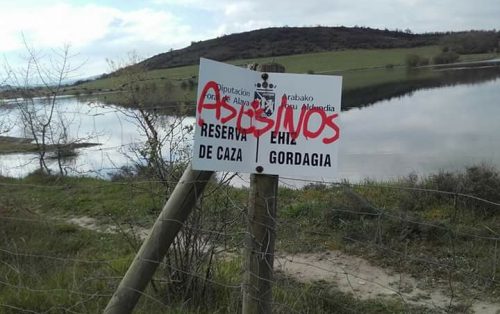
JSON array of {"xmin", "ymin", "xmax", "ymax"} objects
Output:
[
  {"xmin": 0, "ymin": 98, "xmax": 193, "ymax": 177},
  {"xmin": 339, "ymin": 78, "xmax": 500, "ymax": 181},
  {"xmin": 1, "ymin": 77, "xmax": 499, "ymax": 182}
]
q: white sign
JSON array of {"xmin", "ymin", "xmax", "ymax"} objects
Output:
[{"xmin": 192, "ymin": 58, "xmax": 342, "ymax": 179}]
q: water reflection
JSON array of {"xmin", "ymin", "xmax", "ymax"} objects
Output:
[
  {"xmin": 0, "ymin": 97, "xmax": 194, "ymax": 177},
  {"xmin": 342, "ymin": 66, "xmax": 500, "ymax": 111},
  {"xmin": 339, "ymin": 78, "xmax": 500, "ymax": 181},
  {"xmin": 1, "ymin": 71, "xmax": 500, "ymax": 183}
]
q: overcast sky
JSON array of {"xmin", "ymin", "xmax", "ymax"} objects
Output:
[{"xmin": 1, "ymin": 0, "xmax": 499, "ymax": 78}]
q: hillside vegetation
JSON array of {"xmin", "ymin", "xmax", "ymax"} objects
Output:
[
  {"xmin": 70, "ymin": 27, "xmax": 498, "ymax": 105},
  {"xmin": 71, "ymin": 45, "xmax": 499, "ymax": 111},
  {"xmin": 4, "ymin": 27, "xmax": 498, "ymax": 104},
  {"xmin": 137, "ymin": 26, "xmax": 442, "ymax": 70}
]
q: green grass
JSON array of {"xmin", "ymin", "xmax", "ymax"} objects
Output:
[
  {"xmin": 2, "ymin": 44, "xmax": 500, "ymax": 311},
  {"xmin": 236, "ymin": 46, "xmax": 441, "ymax": 73},
  {"xmin": 0, "ymin": 204, "xmax": 422, "ymax": 313},
  {"xmin": 276, "ymin": 171, "xmax": 500, "ymax": 299},
  {"xmin": 69, "ymin": 45, "xmax": 498, "ymax": 108},
  {"xmin": 339, "ymin": 66, "xmax": 436, "ymax": 90},
  {"xmin": 1, "ymin": 165, "xmax": 499, "ymax": 312},
  {"xmin": 130, "ymin": 46, "xmax": 441, "ymax": 80},
  {"xmin": 273, "ymin": 277, "xmax": 442, "ymax": 314},
  {"xmin": 0, "ymin": 206, "xmax": 213, "ymax": 313},
  {"xmin": 0, "ymin": 136, "xmax": 100, "ymax": 155},
  {"xmin": 0, "ymin": 173, "xmax": 162, "ymax": 226},
  {"xmin": 0, "ymin": 220, "xmax": 428, "ymax": 314},
  {"xmin": 0, "ymin": 207, "xmax": 133, "ymax": 313}
]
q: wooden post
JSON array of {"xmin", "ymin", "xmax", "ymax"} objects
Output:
[
  {"xmin": 243, "ymin": 173, "xmax": 279, "ymax": 314},
  {"xmin": 104, "ymin": 163, "xmax": 213, "ymax": 314},
  {"xmin": 242, "ymin": 63, "xmax": 284, "ymax": 314}
]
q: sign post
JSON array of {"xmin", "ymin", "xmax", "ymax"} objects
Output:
[
  {"xmin": 243, "ymin": 171, "xmax": 278, "ymax": 314},
  {"xmin": 193, "ymin": 59, "xmax": 342, "ymax": 314},
  {"xmin": 242, "ymin": 63, "xmax": 283, "ymax": 314}
]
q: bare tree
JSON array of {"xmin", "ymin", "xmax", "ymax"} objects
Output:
[
  {"xmin": 5, "ymin": 39, "xmax": 89, "ymax": 175},
  {"xmin": 107, "ymin": 52, "xmax": 193, "ymax": 196},
  {"xmin": 106, "ymin": 53, "xmax": 240, "ymax": 306},
  {"xmin": 0, "ymin": 65, "xmax": 14, "ymax": 135}
]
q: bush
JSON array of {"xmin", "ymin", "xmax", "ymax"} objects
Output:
[
  {"xmin": 417, "ymin": 165, "xmax": 500, "ymax": 216},
  {"xmin": 433, "ymin": 51, "xmax": 460, "ymax": 64},
  {"xmin": 462, "ymin": 164, "xmax": 500, "ymax": 215},
  {"xmin": 405, "ymin": 54, "xmax": 420, "ymax": 67},
  {"xmin": 418, "ymin": 57, "xmax": 430, "ymax": 66},
  {"xmin": 441, "ymin": 31, "xmax": 499, "ymax": 54},
  {"xmin": 405, "ymin": 54, "xmax": 430, "ymax": 67},
  {"xmin": 180, "ymin": 80, "xmax": 188, "ymax": 90}
]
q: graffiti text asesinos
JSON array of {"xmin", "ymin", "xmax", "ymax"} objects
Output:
[{"xmin": 197, "ymin": 81, "xmax": 340, "ymax": 144}]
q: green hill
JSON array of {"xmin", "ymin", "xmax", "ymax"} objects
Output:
[{"xmin": 138, "ymin": 26, "xmax": 442, "ymax": 70}]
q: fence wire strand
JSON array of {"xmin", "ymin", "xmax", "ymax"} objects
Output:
[{"xmin": 1, "ymin": 105, "xmax": 500, "ymax": 312}]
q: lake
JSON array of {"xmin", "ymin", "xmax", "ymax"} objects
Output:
[
  {"xmin": 0, "ymin": 98, "xmax": 194, "ymax": 178},
  {"xmin": 1, "ymin": 73, "xmax": 500, "ymax": 183},
  {"xmin": 339, "ymin": 77, "xmax": 500, "ymax": 182}
]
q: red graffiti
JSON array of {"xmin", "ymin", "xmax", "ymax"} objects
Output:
[
  {"xmin": 197, "ymin": 81, "xmax": 236, "ymax": 126},
  {"xmin": 197, "ymin": 81, "xmax": 340, "ymax": 144}
]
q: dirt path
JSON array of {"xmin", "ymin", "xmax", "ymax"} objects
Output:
[
  {"xmin": 67, "ymin": 216, "xmax": 149, "ymax": 240},
  {"xmin": 276, "ymin": 251, "xmax": 499, "ymax": 313},
  {"xmin": 68, "ymin": 216, "xmax": 499, "ymax": 313}
]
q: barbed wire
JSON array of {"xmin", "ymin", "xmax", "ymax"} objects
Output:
[
  {"xmin": 282, "ymin": 176, "xmax": 500, "ymax": 208},
  {"xmin": 1, "ymin": 117, "xmax": 500, "ymax": 312},
  {"xmin": 0, "ymin": 304, "xmax": 39, "ymax": 314},
  {"xmin": 0, "ymin": 233, "xmax": 497, "ymax": 313},
  {"xmin": 1, "ymin": 174, "xmax": 499, "ymax": 208}
]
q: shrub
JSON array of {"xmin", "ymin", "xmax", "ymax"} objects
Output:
[
  {"xmin": 418, "ymin": 57, "xmax": 430, "ymax": 66},
  {"xmin": 441, "ymin": 31, "xmax": 498, "ymax": 54},
  {"xmin": 180, "ymin": 80, "xmax": 188, "ymax": 90},
  {"xmin": 462, "ymin": 164, "xmax": 500, "ymax": 216},
  {"xmin": 433, "ymin": 51, "xmax": 460, "ymax": 64},
  {"xmin": 416, "ymin": 165, "xmax": 500, "ymax": 217},
  {"xmin": 405, "ymin": 54, "xmax": 430, "ymax": 67},
  {"xmin": 405, "ymin": 54, "xmax": 420, "ymax": 67}
]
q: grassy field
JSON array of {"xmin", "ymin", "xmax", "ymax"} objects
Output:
[
  {"xmin": 1, "ymin": 164, "xmax": 499, "ymax": 312},
  {"xmin": 170, "ymin": 47, "xmax": 497, "ymax": 76},
  {"xmin": 0, "ymin": 209, "xmax": 434, "ymax": 313},
  {"xmin": 70, "ymin": 46, "xmax": 499, "ymax": 105}
]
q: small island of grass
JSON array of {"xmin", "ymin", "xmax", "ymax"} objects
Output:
[{"xmin": 0, "ymin": 136, "xmax": 100, "ymax": 155}]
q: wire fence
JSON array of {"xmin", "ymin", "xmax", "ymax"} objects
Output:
[
  {"xmin": 1, "ymin": 92, "xmax": 500, "ymax": 313},
  {"xmin": 1, "ymin": 171, "xmax": 499, "ymax": 313}
]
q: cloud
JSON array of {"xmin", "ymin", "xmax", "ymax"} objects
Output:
[
  {"xmin": 0, "ymin": 3, "xmax": 195, "ymax": 51},
  {"xmin": 152, "ymin": 0, "xmax": 500, "ymax": 34},
  {"xmin": 1, "ymin": 4, "xmax": 109, "ymax": 51},
  {"xmin": 0, "ymin": 2, "xmax": 198, "ymax": 76},
  {"xmin": 2, "ymin": 0, "xmax": 498, "ymax": 77}
]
